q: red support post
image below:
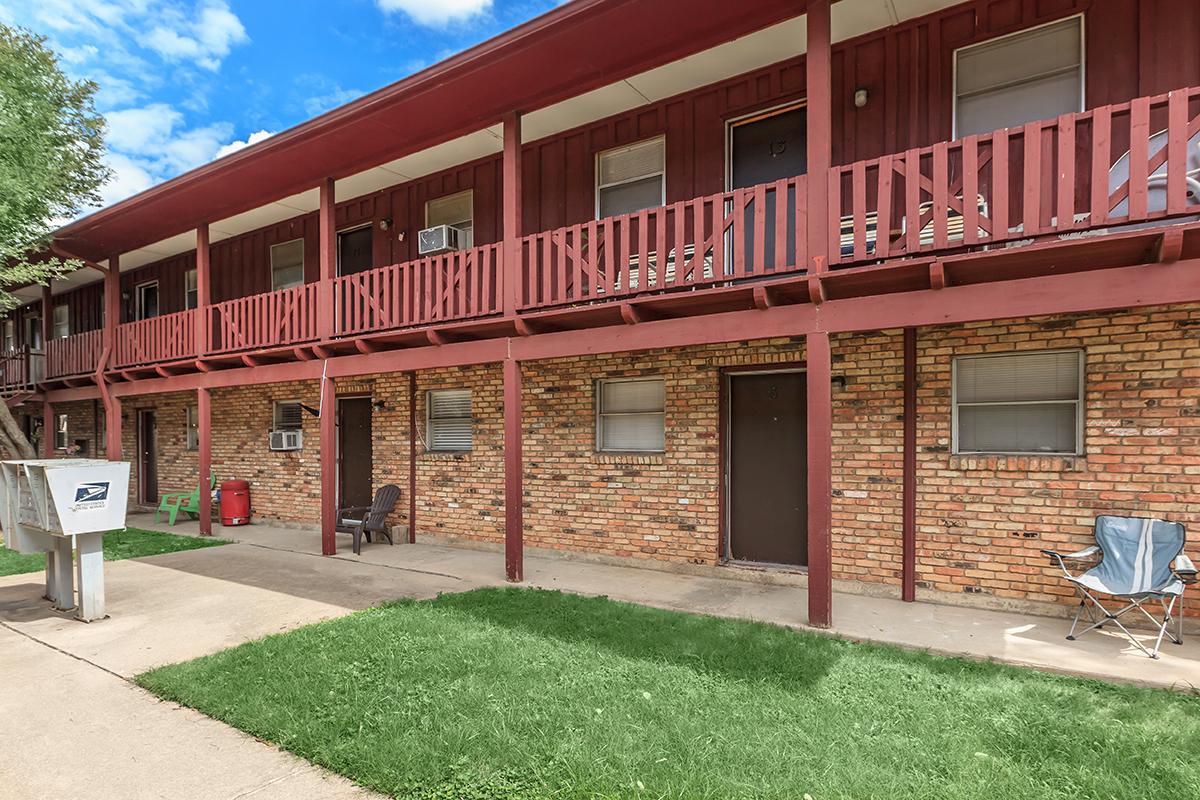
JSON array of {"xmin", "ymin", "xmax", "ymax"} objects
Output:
[
  {"xmin": 902, "ymin": 327, "xmax": 917, "ymax": 602},
  {"xmin": 408, "ymin": 370, "xmax": 417, "ymax": 543},
  {"xmin": 806, "ymin": 330, "xmax": 833, "ymax": 627},
  {"xmin": 197, "ymin": 386, "xmax": 212, "ymax": 536},
  {"xmin": 318, "ymin": 177, "xmax": 337, "ymax": 340},
  {"xmin": 41, "ymin": 401, "xmax": 54, "ymax": 458},
  {"xmin": 195, "ymin": 224, "xmax": 210, "ymax": 356},
  {"xmin": 503, "ymin": 357, "xmax": 523, "ymax": 581},
  {"xmin": 40, "ymin": 284, "xmax": 52, "ymax": 351},
  {"xmin": 319, "ymin": 368, "xmax": 337, "ymax": 555},
  {"xmin": 502, "ymin": 111, "xmax": 523, "ymax": 317},
  {"xmin": 103, "ymin": 254, "xmax": 122, "ymax": 461},
  {"xmin": 806, "ymin": 0, "xmax": 832, "ymax": 274}
]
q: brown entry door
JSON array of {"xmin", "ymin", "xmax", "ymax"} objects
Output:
[
  {"xmin": 138, "ymin": 410, "xmax": 158, "ymax": 505},
  {"xmin": 727, "ymin": 372, "xmax": 807, "ymax": 565},
  {"xmin": 338, "ymin": 398, "xmax": 374, "ymax": 508},
  {"xmin": 337, "ymin": 227, "xmax": 374, "ymax": 276}
]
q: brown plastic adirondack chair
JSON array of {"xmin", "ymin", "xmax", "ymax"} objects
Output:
[{"xmin": 336, "ymin": 484, "xmax": 401, "ymax": 555}]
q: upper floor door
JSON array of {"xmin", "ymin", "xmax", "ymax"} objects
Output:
[
  {"xmin": 337, "ymin": 225, "xmax": 374, "ymax": 276},
  {"xmin": 728, "ymin": 103, "xmax": 806, "ymax": 269},
  {"xmin": 135, "ymin": 281, "xmax": 159, "ymax": 321}
]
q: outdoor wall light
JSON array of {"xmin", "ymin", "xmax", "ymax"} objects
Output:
[
  {"xmin": 831, "ymin": 375, "xmax": 848, "ymax": 390},
  {"xmin": 372, "ymin": 399, "xmax": 386, "ymax": 411},
  {"xmin": 379, "ymin": 218, "xmax": 392, "ymax": 231},
  {"xmin": 853, "ymin": 88, "xmax": 869, "ymax": 109}
]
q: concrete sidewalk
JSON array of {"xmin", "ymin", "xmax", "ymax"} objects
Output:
[
  {"xmin": 0, "ymin": 541, "xmax": 464, "ymax": 800},
  {"xmin": 3, "ymin": 516, "xmax": 1197, "ymax": 799}
]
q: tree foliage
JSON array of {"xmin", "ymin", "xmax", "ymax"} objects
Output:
[{"xmin": 0, "ymin": 23, "xmax": 109, "ymax": 312}]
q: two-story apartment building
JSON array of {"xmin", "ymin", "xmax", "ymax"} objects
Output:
[{"xmin": 3, "ymin": 0, "xmax": 1199, "ymax": 627}]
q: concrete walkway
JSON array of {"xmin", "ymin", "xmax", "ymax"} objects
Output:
[
  {"xmin": 135, "ymin": 513, "xmax": 1200, "ymax": 691},
  {"xmin": 2, "ymin": 516, "xmax": 1197, "ymax": 798}
]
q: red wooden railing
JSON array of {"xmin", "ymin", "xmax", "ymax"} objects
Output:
[
  {"xmin": 114, "ymin": 310, "xmax": 196, "ymax": 368},
  {"xmin": 519, "ymin": 176, "xmax": 807, "ymax": 310},
  {"xmin": 832, "ymin": 88, "xmax": 1200, "ymax": 265},
  {"xmin": 207, "ymin": 283, "xmax": 319, "ymax": 355},
  {"xmin": 46, "ymin": 330, "xmax": 102, "ymax": 378},
  {"xmin": 0, "ymin": 347, "xmax": 40, "ymax": 391},
  {"xmin": 333, "ymin": 243, "xmax": 501, "ymax": 337}
]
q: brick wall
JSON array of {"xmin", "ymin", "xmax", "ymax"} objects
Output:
[
  {"xmin": 46, "ymin": 302, "xmax": 1198, "ymax": 617},
  {"xmin": 914, "ymin": 305, "xmax": 1200, "ymax": 608}
]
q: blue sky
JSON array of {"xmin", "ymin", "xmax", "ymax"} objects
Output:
[{"xmin": 0, "ymin": 1, "xmax": 559, "ymax": 209}]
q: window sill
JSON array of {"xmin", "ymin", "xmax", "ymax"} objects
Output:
[
  {"xmin": 948, "ymin": 454, "xmax": 1086, "ymax": 472},
  {"xmin": 423, "ymin": 450, "xmax": 472, "ymax": 461},
  {"xmin": 592, "ymin": 451, "xmax": 666, "ymax": 465}
]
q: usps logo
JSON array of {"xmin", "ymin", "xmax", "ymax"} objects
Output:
[{"xmin": 72, "ymin": 481, "xmax": 110, "ymax": 511}]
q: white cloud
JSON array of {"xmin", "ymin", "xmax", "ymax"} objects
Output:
[
  {"xmin": 303, "ymin": 87, "xmax": 364, "ymax": 117},
  {"xmin": 375, "ymin": 0, "xmax": 492, "ymax": 27},
  {"xmin": 100, "ymin": 152, "xmax": 155, "ymax": 208},
  {"xmin": 145, "ymin": 1, "xmax": 248, "ymax": 71},
  {"xmin": 215, "ymin": 129, "xmax": 275, "ymax": 159}
]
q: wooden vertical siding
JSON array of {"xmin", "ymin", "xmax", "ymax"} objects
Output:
[{"xmin": 27, "ymin": 0, "xmax": 1200, "ymax": 327}]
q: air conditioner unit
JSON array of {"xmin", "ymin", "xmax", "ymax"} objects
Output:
[
  {"xmin": 417, "ymin": 224, "xmax": 463, "ymax": 256},
  {"xmin": 268, "ymin": 430, "xmax": 303, "ymax": 451}
]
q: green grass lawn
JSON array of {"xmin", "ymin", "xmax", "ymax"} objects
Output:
[
  {"xmin": 0, "ymin": 527, "xmax": 228, "ymax": 576},
  {"xmin": 137, "ymin": 588, "xmax": 1200, "ymax": 800}
]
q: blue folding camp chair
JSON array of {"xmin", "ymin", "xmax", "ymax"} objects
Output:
[{"xmin": 1043, "ymin": 516, "xmax": 1197, "ymax": 658}]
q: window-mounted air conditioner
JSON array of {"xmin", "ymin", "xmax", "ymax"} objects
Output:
[
  {"xmin": 268, "ymin": 429, "xmax": 303, "ymax": 451},
  {"xmin": 417, "ymin": 224, "xmax": 463, "ymax": 256}
]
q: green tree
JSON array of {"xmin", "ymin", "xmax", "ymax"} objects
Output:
[{"xmin": 0, "ymin": 24, "xmax": 109, "ymax": 457}]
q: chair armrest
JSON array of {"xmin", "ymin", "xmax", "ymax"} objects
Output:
[
  {"xmin": 336, "ymin": 505, "xmax": 371, "ymax": 516},
  {"xmin": 1042, "ymin": 545, "xmax": 1100, "ymax": 562},
  {"xmin": 1174, "ymin": 554, "xmax": 1198, "ymax": 584}
]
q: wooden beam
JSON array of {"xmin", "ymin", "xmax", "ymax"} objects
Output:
[
  {"xmin": 195, "ymin": 224, "xmax": 210, "ymax": 355},
  {"xmin": 319, "ymin": 369, "xmax": 337, "ymax": 555},
  {"xmin": 104, "ymin": 392, "xmax": 121, "ymax": 460},
  {"xmin": 502, "ymin": 111, "xmax": 523, "ymax": 317},
  {"xmin": 104, "ymin": 254, "xmax": 120, "ymax": 352},
  {"xmin": 928, "ymin": 260, "xmax": 946, "ymax": 290},
  {"xmin": 902, "ymin": 327, "xmax": 917, "ymax": 602},
  {"xmin": 805, "ymin": 0, "xmax": 832, "ymax": 275},
  {"xmin": 1155, "ymin": 227, "xmax": 1185, "ymax": 263},
  {"xmin": 318, "ymin": 178, "xmax": 336, "ymax": 340},
  {"xmin": 198, "ymin": 386, "xmax": 212, "ymax": 536},
  {"xmin": 503, "ymin": 357, "xmax": 523, "ymax": 582},
  {"xmin": 752, "ymin": 285, "xmax": 775, "ymax": 310},
  {"xmin": 408, "ymin": 371, "xmax": 417, "ymax": 543},
  {"xmin": 806, "ymin": 330, "xmax": 833, "ymax": 627},
  {"xmin": 354, "ymin": 339, "xmax": 379, "ymax": 354},
  {"xmin": 40, "ymin": 285, "xmax": 52, "ymax": 350},
  {"xmin": 41, "ymin": 400, "xmax": 54, "ymax": 458},
  {"xmin": 806, "ymin": 276, "xmax": 826, "ymax": 305}
]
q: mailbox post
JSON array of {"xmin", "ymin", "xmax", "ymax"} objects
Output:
[{"xmin": 0, "ymin": 459, "xmax": 130, "ymax": 622}]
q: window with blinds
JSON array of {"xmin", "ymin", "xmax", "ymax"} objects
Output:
[
  {"xmin": 273, "ymin": 400, "xmax": 303, "ymax": 431},
  {"xmin": 184, "ymin": 269, "xmax": 198, "ymax": 310},
  {"xmin": 596, "ymin": 137, "xmax": 666, "ymax": 219},
  {"xmin": 52, "ymin": 304, "xmax": 69, "ymax": 339},
  {"xmin": 427, "ymin": 389, "xmax": 473, "ymax": 451},
  {"xmin": 596, "ymin": 378, "xmax": 666, "ymax": 452},
  {"xmin": 953, "ymin": 16, "xmax": 1083, "ymax": 138},
  {"xmin": 270, "ymin": 239, "xmax": 305, "ymax": 291},
  {"xmin": 54, "ymin": 413, "xmax": 68, "ymax": 450},
  {"xmin": 953, "ymin": 350, "xmax": 1084, "ymax": 455}
]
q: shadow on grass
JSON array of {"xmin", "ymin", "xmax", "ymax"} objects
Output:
[{"xmin": 421, "ymin": 586, "xmax": 847, "ymax": 691}]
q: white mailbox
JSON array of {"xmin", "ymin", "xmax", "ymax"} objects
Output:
[{"xmin": 0, "ymin": 459, "xmax": 130, "ymax": 621}]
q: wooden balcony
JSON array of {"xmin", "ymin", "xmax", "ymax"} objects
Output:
[{"xmin": 11, "ymin": 87, "xmax": 1200, "ymax": 393}]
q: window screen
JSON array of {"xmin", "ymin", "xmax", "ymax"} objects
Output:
[
  {"xmin": 273, "ymin": 400, "xmax": 303, "ymax": 431},
  {"xmin": 425, "ymin": 190, "xmax": 474, "ymax": 248},
  {"xmin": 597, "ymin": 137, "xmax": 666, "ymax": 219},
  {"xmin": 186, "ymin": 405, "xmax": 199, "ymax": 450},
  {"xmin": 954, "ymin": 350, "xmax": 1083, "ymax": 454},
  {"xmin": 185, "ymin": 269, "xmax": 198, "ymax": 310},
  {"xmin": 428, "ymin": 389, "xmax": 472, "ymax": 451},
  {"xmin": 52, "ymin": 304, "xmax": 69, "ymax": 339},
  {"xmin": 597, "ymin": 378, "xmax": 666, "ymax": 452},
  {"xmin": 270, "ymin": 239, "xmax": 305, "ymax": 290},
  {"xmin": 954, "ymin": 17, "xmax": 1083, "ymax": 137}
]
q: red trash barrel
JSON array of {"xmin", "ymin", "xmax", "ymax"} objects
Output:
[{"xmin": 220, "ymin": 480, "xmax": 250, "ymax": 526}]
